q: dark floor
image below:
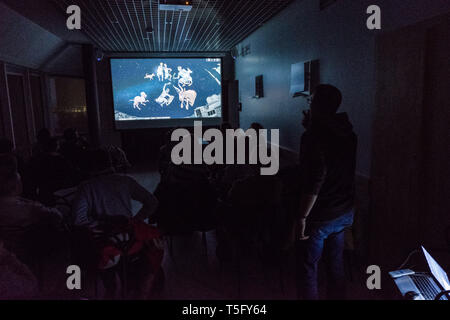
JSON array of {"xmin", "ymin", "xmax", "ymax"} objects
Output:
[
  {"xmin": 34, "ymin": 163, "xmax": 386, "ymax": 300},
  {"xmin": 125, "ymin": 165, "xmax": 382, "ymax": 300}
]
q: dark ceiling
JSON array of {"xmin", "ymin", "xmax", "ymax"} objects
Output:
[{"xmin": 50, "ymin": 0, "xmax": 293, "ymax": 53}]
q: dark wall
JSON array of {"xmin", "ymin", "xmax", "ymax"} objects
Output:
[
  {"xmin": 0, "ymin": 1, "xmax": 86, "ymax": 76},
  {"xmin": 0, "ymin": 2, "xmax": 63, "ymax": 70},
  {"xmin": 233, "ymin": 0, "xmax": 450, "ymax": 267},
  {"xmin": 234, "ymin": 0, "xmax": 450, "ymax": 177}
]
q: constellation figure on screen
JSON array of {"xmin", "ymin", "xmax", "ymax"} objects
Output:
[
  {"xmin": 173, "ymin": 66, "xmax": 193, "ymax": 87},
  {"xmin": 164, "ymin": 64, "xmax": 172, "ymax": 81},
  {"xmin": 144, "ymin": 73, "xmax": 155, "ymax": 80},
  {"xmin": 173, "ymin": 84, "xmax": 197, "ymax": 110},
  {"xmin": 130, "ymin": 92, "xmax": 149, "ymax": 111},
  {"xmin": 155, "ymin": 83, "xmax": 175, "ymax": 107},
  {"xmin": 157, "ymin": 62, "xmax": 164, "ymax": 81}
]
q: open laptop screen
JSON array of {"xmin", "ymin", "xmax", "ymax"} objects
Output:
[{"xmin": 422, "ymin": 246, "xmax": 450, "ymax": 291}]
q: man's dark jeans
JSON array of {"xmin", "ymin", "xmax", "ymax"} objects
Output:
[{"xmin": 296, "ymin": 210, "xmax": 354, "ymax": 300}]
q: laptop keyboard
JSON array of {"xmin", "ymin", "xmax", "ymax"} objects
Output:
[{"xmin": 410, "ymin": 275, "xmax": 442, "ymax": 300}]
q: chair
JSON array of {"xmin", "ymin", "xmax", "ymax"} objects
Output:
[
  {"xmin": 0, "ymin": 222, "xmax": 69, "ymax": 294},
  {"xmin": 78, "ymin": 216, "xmax": 165, "ymax": 300},
  {"xmin": 219, "ymin": 174, "xmax": 285, "ymax": 298},
  {"xmin": 53, "ymin": 187, "xmax": 77, "ymax": 226},
  {"xmin": 68, "ymin": 219, "xmax": 135, "ymax": 300},
  {"xmin": 154, "ymin": 174, "xmax": 218, "ymax": 264},
  {"xmin": 92, "ymin": 219, "xmax": 136, "ymax": 299}
]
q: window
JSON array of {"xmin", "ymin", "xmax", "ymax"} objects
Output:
[{"xmin": 49, "ymin": 76, "xmax": 88, "ymax": 136}]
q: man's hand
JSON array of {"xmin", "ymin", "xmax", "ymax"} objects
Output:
[
  {"xmin": 297, "ymin": 194, "xmax": 318, "ymax": 240},
  {"xmin": 298, "ymin": 218, "xmax": 309, "ymax": 241}
]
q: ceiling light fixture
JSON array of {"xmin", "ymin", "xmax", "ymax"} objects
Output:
[{"xmin": 159, "ymin": 0, "xmax": 192, "ymax": 12}]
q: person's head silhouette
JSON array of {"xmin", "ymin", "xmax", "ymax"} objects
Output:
[
  {"xmin": 86, "ymin": 149, "xmax": 114, "ymax": 176},
  {"xmin": 309, "ymin": 84, "xmax": 342, "ymax": 118}
]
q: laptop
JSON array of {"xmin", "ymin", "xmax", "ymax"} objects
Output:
[{"xmin": 390, "ymin": 246, "xmax": 450, "ymax": 300}]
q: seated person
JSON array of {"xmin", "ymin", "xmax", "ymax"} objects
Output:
[
  {"xmin": 0, "ymin": 240, "xmax": 38, "ymax": 300},
  {"xmin": 71, "ymin": 149, "xmax": 162, "ymax": 299},
  {"xmin": 60, "ymin": 128, "xmax": 89, "ymax": 172},
  {"xmin": 0, "ymin": 138, "xmax": 26, "ymax": 182},
  {"xmin": 0, "ymin": 154, "xmax": 64, "ymax": 267},
  {"xmin": 1, "ymin": 137, "xmax": 34, "ymax": 200},
  {"xmin": 158, "ymin": 129, "xmax": 177, "ymax": 181},
  {"xmin": 154, "ymin": 155, "xmax": 218, "ymax": 235},
  {"xmin": 104, "ymin": 145, "xmax": 131, "ymax": 174},
  {"xmin": 212, "ymin": 136, "xmax": 261, "ymax": 201},
  {"xmin": 28, "ymin": 137, "xmax": 78, "ymax": 205},
  {"xmin": 32, "ymin": 128, "xmax": 51, "ymax": 157},
  {"xmin": 215, "ymin": 173, "xmax": 284, "ymax": 262},
  {"xmin": 72, "ymin": 149, "xmax": 158, "ymax": 227}
]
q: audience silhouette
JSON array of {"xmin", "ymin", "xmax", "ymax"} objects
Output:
[{"xmin": 0, "ymin": 101, "xmax": 356, "ymax": 300}]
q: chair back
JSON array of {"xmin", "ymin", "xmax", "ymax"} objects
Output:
[
  {"xmin": 69, "ymin": 216, "xmax": 136, "ymax": 271},
  {"xmin": 227, "ymin": 175, "xmax": 283, "ymax": 245},
  {"xmin": 154, "ymin": 172, "xmax": 218, "ymax": 234},
  {"xmin": 0, "ymin": 221, "xmax": 68, "ymax": 276}
]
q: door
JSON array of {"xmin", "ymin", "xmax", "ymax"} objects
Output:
[
  {"xmin": 419, "ymin": 20, "xmax": 450, "ymax": 250},
  {"xmin": 370, "ymin": 16, "xmax": 450, "ymax": 268}
]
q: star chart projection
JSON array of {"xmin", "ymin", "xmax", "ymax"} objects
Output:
[{"xmin": 110, "ymin": 58, "xmax": 222, "ymax": 129}]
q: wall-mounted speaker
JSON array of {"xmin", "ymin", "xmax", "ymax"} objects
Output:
[{"xmin": 254, "ymin": 75, "xmax": 264, "ymax": 99}]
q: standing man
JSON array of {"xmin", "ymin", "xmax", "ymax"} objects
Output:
[{"xmin": 296, "ymin": 84, "xmax": 357, "ymax": 300}]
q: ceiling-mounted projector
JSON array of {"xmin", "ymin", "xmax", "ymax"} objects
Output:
[{"xmin": 159, "ymin": 0, "xmax": 192, "ymax": 12}]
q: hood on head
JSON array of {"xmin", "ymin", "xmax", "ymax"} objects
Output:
[{"xmin": 312, "ymin": 112, "xmax": 354, "ymax": 136}]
